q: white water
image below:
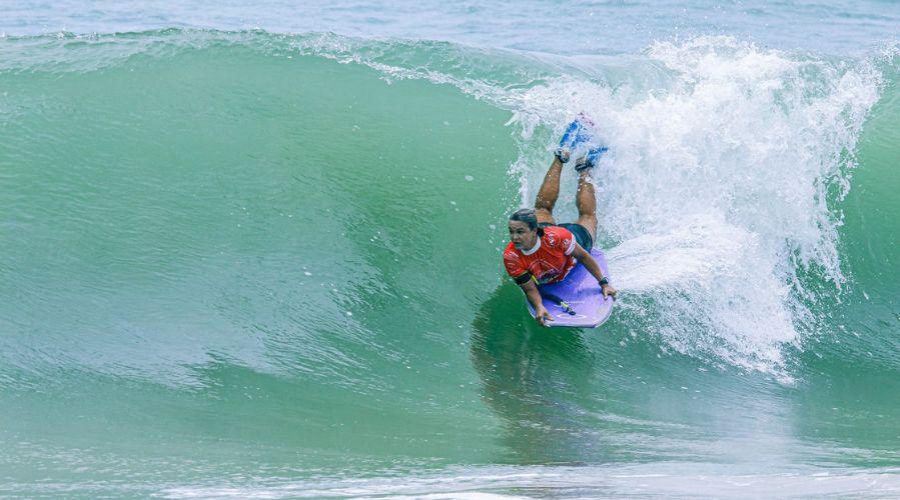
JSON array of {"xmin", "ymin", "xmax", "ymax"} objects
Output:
[{"xmin": 503, "ymin": 37, "xmax": 882, "ymax": 377}]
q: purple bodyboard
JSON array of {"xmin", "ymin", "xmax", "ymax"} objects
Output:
[{"xmin": 526, "ymin": 249, "xmax": 614, "ymax": 328}]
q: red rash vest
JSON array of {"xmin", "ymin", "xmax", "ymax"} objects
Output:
[{"xmin": 503, "ymin": 226, "xmax": 577, "ymax": 285}]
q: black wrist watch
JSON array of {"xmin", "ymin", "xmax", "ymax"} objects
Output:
[{"xmin": 598, "ymin": 277, "xmax": 609, "ymax": 286}]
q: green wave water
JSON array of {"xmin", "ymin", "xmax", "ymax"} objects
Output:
[{"xmin": 1, "ymin": 30, "xmax": 898, "ymax": 497}]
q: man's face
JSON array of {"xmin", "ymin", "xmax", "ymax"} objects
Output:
[{"xmin": 508, "ymin": 220, "xmax": 538, "ymax": 250}]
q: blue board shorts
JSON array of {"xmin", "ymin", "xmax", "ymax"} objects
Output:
[{"xmin": 538, "ymin": 222, "xmax": 593, "ymax": 252}]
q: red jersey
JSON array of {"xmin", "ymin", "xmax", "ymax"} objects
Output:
[{"xmin": 503, "ymin": 226, "xmax": 577, "ymax": 285}]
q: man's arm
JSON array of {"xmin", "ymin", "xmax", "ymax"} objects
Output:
[{"xmin": 571, "ymin": 243, "xmax": 617, "ymax": 298}]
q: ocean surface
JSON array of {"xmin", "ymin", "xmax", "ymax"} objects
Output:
[{"xmin": 1, "ymin": 1, "xmax": 898, "ymax": 498}]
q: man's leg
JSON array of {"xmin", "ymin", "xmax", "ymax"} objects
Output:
[
  {"xmin": 534, "ymin": 157, "xmax": 564, "ymax": 225},
  {"xmin": 574, "ymin": 169, "xmax": 598, "ymax": 241}
]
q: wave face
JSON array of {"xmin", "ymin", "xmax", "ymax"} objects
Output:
[{"xmin": 1, "ymin": 28, "xmax": 898, "ymax": 497}]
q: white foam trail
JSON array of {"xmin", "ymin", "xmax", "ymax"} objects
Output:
[
  {"xmin": 505, "ymin": 37, "xmax": 881, "ymax": 376},
  {"xmin": 608, "ymin": 216, "xmax": 795, "ymax": 374}
]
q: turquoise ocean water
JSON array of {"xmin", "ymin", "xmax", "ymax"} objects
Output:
[{"xmin": 1, "ymin": 1, "xmax": 898, "ymax": 497}]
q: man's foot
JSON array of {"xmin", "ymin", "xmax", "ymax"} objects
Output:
[
  {"xmin": 574, "ymin": 146, "xmax": 609, "ymax": 172},
  {"xmin": 555, "ymin": 113, "xmax": 595, "ymax": 163}
]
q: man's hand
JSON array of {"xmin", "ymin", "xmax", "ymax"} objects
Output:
[
  {"xmin": 534, "ymin": 306, "xmax": 554, "ymax": 327},
  {"xmin": 601, "ymin": 283, "xmax": 617, "ymax": 299}
]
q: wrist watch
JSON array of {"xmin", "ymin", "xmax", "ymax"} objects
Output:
[{"xmin": 598, "ymin": 277, "xmax": 609, "ymax": 286}]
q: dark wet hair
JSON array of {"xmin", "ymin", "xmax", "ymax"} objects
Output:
[{"xmin": 509, "ymin": 208, "xmax": 544, "ymax": 236}]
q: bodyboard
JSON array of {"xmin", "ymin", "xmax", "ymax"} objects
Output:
[{"xmin": 526, "ymin": 248, "xmax": 613, "ymax": 328}]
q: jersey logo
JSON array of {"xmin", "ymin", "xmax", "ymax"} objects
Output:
[{"xmin": 531, "ymin": 259, "xmax": 561, "ymax": 283}]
